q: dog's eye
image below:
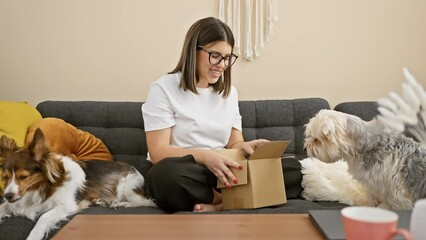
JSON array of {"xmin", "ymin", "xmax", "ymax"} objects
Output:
[{"xmin": 19, "ymin": 175, "xmax": 28, "ymax": 180}]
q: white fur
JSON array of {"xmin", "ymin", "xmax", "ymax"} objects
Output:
[{"xmin": 300, "ymin": 157, "xmax": 372, "ymax": 206}]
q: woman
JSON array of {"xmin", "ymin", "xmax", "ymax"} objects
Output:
[{"xmin": 142, "ymin": 17, "xmax": 270, "ymax": 213}]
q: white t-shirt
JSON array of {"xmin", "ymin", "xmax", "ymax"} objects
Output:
[{"xmin": 142, "ymin": 72, "xmax": 242, "ymax": 150}]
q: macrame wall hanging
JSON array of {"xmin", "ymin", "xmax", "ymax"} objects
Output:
[{"xmin": 219, "ymin": 0, "xmax": 278, "ymax": 61}]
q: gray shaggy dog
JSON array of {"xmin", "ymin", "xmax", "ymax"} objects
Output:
[
  {"xmin": 304, "ymin": 109, "xmax": 426, "ymax": 210},
  {"xmin": 303, "ymin": 68, "xmax": 426, "ymax": 210}
]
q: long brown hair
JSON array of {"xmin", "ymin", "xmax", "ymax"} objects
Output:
[{"xmin": 169, "ymin": 17, "xmax": 235, "ymax": 97}]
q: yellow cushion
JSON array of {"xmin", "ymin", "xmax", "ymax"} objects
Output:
[
  {"xmin": 0, "ymin": 101, "xmax": 42, "ymax": 147},
  {"xmin": 0, "ymin": 100, "xmax": 42, "ymax": 195}
]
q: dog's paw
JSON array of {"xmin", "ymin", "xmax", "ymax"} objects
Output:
[
  {"xmin": 109, "ymin": 201, "xmax": 129, "ymax": 208},
  {"xmin": 92, "ymin": 199, "xmax": 109, "ymax": 207},
  {"xmin": 377, "ymin": 202, "xmax": 391, "ymax": 209},
  {"xmin": 147, "ymin": 199, "xmax": 157, "ymax": 208},
  {"xmin": 362, "ymin": 195, "xmax": 381, "ymax": 207},
  {"xmin": 135, "ymin": 198, "xmax": 157, "ymax": 208},
  {"xmin": 27, "ymin": 227, "xmax": 47, "ymax": 240},
  {"xmin": 26, "ymin": 212, "xmax": 38, "ymax": 221},
  {"xmin": 0, "ymin": 214, "xmax": 11, "ymax": 223}
]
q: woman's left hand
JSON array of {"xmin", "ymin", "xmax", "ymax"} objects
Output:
[{"xmin": 240, "ymin": 139, "xmax": 269, "ymax": 157}]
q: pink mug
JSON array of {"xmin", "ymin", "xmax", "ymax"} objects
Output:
[{"xmin": 341, "ymin": 206, "xmax": 412, "ymax": 240}]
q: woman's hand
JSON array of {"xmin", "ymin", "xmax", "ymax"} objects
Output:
[
  {"xmin": 198, "ymin": 150, "xmax": 242, "ymax": 189},
  {"xmin": 226, "ymin": 129, "xmax": 269, "ymax": 157},
  {"xmin": 239, "ymin": 139, "xmax": 269, "ymax": 157}
]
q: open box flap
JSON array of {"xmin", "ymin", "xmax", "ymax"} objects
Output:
[{"xmin": 249, "ymin": 141, "xmax": 290, "ymax": 160}]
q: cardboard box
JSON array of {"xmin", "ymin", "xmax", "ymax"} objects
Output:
[{"xmin": 217, "ymin": 141, "xmax": 289, "ymax": 210}]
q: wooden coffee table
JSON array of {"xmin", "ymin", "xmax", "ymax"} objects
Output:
[{"xmin": 52, "ymin": 214, "xmax": 322, "ymax": 240}]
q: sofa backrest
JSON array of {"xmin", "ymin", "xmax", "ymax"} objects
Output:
[
  {"xmin": 36, "ymin": 98, "xmax": 330, "ymax": 173},
  {"xmin": 333, "ymin": 101, "xmax": 379, "ymax": 121},
  {"xmin": 37, "ymin": 101, "xmax": 151, "ymax": 174},
  {"xmin": 238, "ymin": 98, "xmax": 330, "ymax": 159}
]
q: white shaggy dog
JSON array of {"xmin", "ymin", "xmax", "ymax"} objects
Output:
[{"xmin": 302, "ymin": 68, "xmax": 426, "ymax": 210}]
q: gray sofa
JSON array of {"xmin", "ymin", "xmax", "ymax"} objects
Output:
[{"xmin": 0, "ymin": 98, "xmax": 379, "ymax": 239}]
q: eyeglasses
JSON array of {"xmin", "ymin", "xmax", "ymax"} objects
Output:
[{"xmin": 198, "ymin": 47, "xmax": 238, "ymax": 67}]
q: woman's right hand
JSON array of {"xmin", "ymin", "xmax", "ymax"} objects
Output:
[{"xmin": 198, "ymin": 150, "xmax": 242, "ymax": 189}]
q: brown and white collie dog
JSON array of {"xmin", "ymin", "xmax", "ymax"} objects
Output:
[{"xmin": 0, "ymin": 128, "xmax": 156, "ymax": 240}]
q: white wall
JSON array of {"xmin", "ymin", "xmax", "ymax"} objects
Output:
[{"xmin": 1, "ymin": 0, "xmax": 425, "ymax": 107}]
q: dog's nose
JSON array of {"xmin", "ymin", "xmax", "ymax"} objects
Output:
[{"xmin": 4, "ymin": 192, "xmax": 14, "ymax": 202}]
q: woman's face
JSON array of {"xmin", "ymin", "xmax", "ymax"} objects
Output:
[{"xmin": 196, "ymin": 41, "xmax": 233, "ymax": 88}]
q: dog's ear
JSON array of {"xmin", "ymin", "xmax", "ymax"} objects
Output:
[
  {"xmin": 320, "ymin": 118, "xmax": 335, "ymax": 139},
  {"xmin": 28, "ymin": 128, "xmax": 50, "ymax": 162},
  {"xmin": 346, "ymin": 117, "xmax": 368, "ymax": 146},
  {"xmin": 29, "ymin": 128, "xmax": 64, "ymax": 184},
  {"xmin": 0, "ymin": 135, "xmax": 19, "ymax": 157}
]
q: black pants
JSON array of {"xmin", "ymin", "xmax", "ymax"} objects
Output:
[{"xmin": 144, "ymin": 155, "xmax": 303, "ymax": 213}]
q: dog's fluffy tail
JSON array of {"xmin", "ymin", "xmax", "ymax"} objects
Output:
[
  {"xmin": 377, "ymin": 68, "xmax": 426, "ymax": 146},
  {"xmin": 300, "ymin": 158, "xmax": 371, "ymax": 206}
]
